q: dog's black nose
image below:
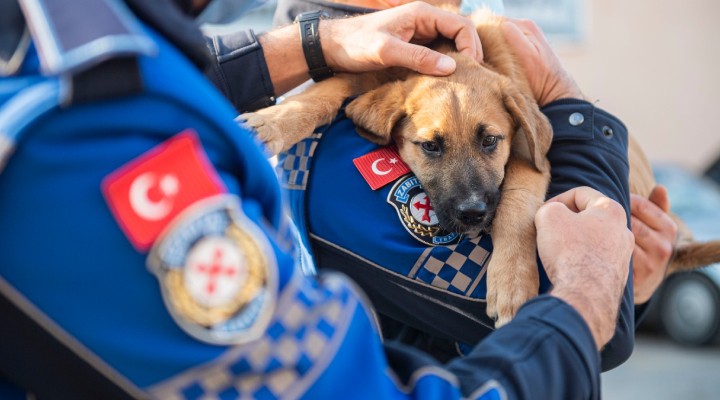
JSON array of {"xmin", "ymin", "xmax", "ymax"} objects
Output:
[{"xmin": 457, "ymin": 202, "xmax": 487, "ymax": 226}]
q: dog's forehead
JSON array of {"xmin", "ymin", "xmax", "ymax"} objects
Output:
[{"xmin": 406, "ymin": 79, "xmax": 513, "ymax": 136}]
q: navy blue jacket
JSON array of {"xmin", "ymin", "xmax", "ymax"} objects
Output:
[{"xmin": 0, "ymin": 0, "xmax": 624, "ymax": 398}]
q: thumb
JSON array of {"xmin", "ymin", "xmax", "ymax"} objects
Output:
[{"xmin": 390, "ymin": 42, "xmax": 457, "ymax": 76}]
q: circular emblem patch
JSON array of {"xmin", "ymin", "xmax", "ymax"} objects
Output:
[
  {"xmin": 147, "ymin": 195, "xmax": 277, "ymax": 345},
  {"xmin": 387, "ymin": 174, "xmax": 461, "ymax": 246}
]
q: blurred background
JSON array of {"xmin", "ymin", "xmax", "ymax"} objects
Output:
[{"xmin": 201, "ymin": 0, "xmax": 720, "ymax": 398}]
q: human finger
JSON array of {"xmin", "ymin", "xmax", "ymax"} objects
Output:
[
  {"xmin": 505, "ymin": 17, "xmax": 545, "ymax": 40},
  {"xmin": 415, "ymin": 5, "xmax": 484, "ymax": 63},
  {"xmin": 648, "ymin": 184, "xmax": 671, "ymax": 213},
  {"xmin": 501, "ymin": 19, "xmax": 537, "ymax": 59},
  {"xmin": 382, "ymin": 40, "xmax": 458, "ymax": 75},
  {"xmin": 630, "ymin": 193, "xmax": 676, "ymax": 234},
  {"xmin": 546, "ymin": 186, "xmax": 619, "ymax": 215},
  {"xmin": 376, "ymin": 0, "xmax": 414, "ymax": 8},
  {"xmin": 631, "ymin": 214, "xmax": 672, "ymax": 257}
]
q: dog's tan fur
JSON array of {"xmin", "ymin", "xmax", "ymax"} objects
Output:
[{"xmin": 242, "ymin": 13, "xmax": 720, "ymax": 326}]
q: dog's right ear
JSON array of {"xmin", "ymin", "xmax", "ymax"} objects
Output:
[
  {"xmin": 345, "ymin": 81, "xmax": 406, "ymax": 145},
  {"xmin": 502, "ymin": 86, "xmax": 553, "ymax": 173}
]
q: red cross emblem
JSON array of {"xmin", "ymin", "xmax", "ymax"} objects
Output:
[
  {"xmin": 184, "ymin": 237, "xmax": 248, "ymax": 308},
  {"xmin": 409, "ymin": 192, "xmax": 438, "ymax": 226},
  {"xmin": 413, "ymin": 196, "xmax": 433, "ymax": 223},
  {"xmin": 196, "ymin": 248, "xmax": 236, "ymax": 295}
]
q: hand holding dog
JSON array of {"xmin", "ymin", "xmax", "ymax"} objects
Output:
[
  {"xmin": 501, "ymin": 18, "xmax": 584, "ymax": 106},
  {"xmin": 631, "ymin": 186, "xmax": 677, "ymax": 304},
  {"xmin": 535, "ymin": 187, "xmax": 634, "ymax": 349},
  {"xmin": 320, "ymin": 2, "xmax": 483, "ymax": 76}
]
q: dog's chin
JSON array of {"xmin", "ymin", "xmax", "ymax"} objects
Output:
[
  {"xmin": 437, "ymin": 217, "xmax": 492, "ymax": 239},
  {"xmin": 461, "ymin": 227, "xmax": 483, "ymax": 239}
]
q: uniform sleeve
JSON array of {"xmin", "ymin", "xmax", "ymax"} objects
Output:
[
  {"xmin": 541, "ymin": 98, "xmax": 634, "ymax": 371},
  {"xmin": 442, "ymin": 295, "xmax": 601, "ymax": 399},
  {"xmin": 203, "ymin": 29, "xmax": 277, "ymax": 112}
]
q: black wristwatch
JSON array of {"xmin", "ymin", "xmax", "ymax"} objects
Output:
[{"xmin": 294, "ymin": 10, "xmax": 334, "ymax": 82}]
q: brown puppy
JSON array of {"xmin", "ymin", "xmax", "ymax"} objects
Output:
[
  {"xmin": 242, "ymin": 13, "xmax": 720, "ymax": 326},
  {"xmin": 244, "ymin": 14, "xmax": 551, "ymax": 326}
]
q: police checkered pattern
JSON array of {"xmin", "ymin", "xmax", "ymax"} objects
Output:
[
  {"xmin": 148, "ymin": 274, "xmax": 356, "ymax": 399},
  {"xmin": 411, "ymin": 236, "xmax": 491, "ymax": 296},
  {"xmin": 276, "ymin": 133, "xmax": 323, "ymax": 191}
]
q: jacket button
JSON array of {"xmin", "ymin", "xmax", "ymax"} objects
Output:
[
  {"xmin": 602, "ymin": 126, "xmax": 614, "ymax": 138},
  {"xmin": 569, "ymin": 112, "xmax": 585, "ymax": 126}
]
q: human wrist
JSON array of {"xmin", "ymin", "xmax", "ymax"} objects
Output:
[
  {"xmin": 538, "ymin": 70, "xmax": 585, "ymax": 107},
  {"xmin": 551, "ymin": 286, "xmax": 615, "ymax": 350},
  {"xmin": 318, "ymin": 18, "xmax": 341, "ymax": 72},
  {"xmin": 257, "ymin": 25, "xmax": 312, "ymax": 96},
  {"xmin": 295, "ymin": 11, "xmax": 334, "ymax": 82},
  {"xmin": 540, "ymin": 84, "xmax": 585, "ymax": 107}
]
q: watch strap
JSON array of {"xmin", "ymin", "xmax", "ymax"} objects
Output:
[{"xmin": 295, "ymin": 11, "xmax": 334, "ymax": 82}]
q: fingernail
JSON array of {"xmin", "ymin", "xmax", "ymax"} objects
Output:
[{"xmin": 436, "ymin": 56, "xmax": 456, "ymax": 74}]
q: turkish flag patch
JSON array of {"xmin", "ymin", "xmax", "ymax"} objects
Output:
[
  {"xmin": 353, "ymin": 146, "xmax": 411, "ymax": 190},
  {"xmin": 102, "ymin": 130, "xmax": 226, "ymax": 251}
]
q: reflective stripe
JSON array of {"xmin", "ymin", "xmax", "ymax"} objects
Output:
[
  {"xmin": 19, "ymin": 0, "xmax": 156, "ymax": 76},
  {"xmin": 470, "ymin": 380, "xmax": 507, "ymax": 400},
  {"xmin": 0, "ymin": 78, "xmax": 63, "ymax": 174}
]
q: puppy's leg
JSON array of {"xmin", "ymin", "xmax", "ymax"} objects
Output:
[
  {"xmin": 486, "ymin": 157, "xmax": 549, "ymax": 327},
  {"xmin": 240, "ymin": 70, "xmax": 405, "ymax": 155}
]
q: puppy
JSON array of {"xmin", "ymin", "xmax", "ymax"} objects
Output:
[
  {"xmin": 244, "ymin": 13, "xmax": 550, "ymax": 327},
  {"xmin": 242, "ymin": 13, "xmax": 720, "ymax": 326}
]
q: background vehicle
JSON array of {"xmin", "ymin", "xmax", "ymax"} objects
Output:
[{"xmin": 640, "ymin": 165, "xmax": 720, "ymax": 346}]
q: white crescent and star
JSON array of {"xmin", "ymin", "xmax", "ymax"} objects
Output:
[
  {"xmin": 129, "ymin": 172, "xmax": 180, "ymax": 221},
  {"xmin": 371, "ymin": 157, "xmax": 398, "ymax": 176}
]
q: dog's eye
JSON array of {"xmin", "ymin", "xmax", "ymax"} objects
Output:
[
  {"xmin": 421, "ymin": 141, "xmax": 440, "ymax": 153},
  {"xmin": 482, "ymin": 135, "xmax": 498, "ymax": 148}
]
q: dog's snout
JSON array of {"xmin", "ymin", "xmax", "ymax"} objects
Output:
[{"xmin": 457, "ymin": 201, "xmax": 488, "ymax": 226}]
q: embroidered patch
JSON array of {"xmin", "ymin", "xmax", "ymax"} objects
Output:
[
  {"xmin": 353, "ymin": 146, "xmax": 411, "ymax": 190},
  {"xmin": 387, "ymin": 174, "xmax": 460, "ymax": 246},
  {"xmin": 147, "ymin": 195, "xmax": 277, "ymax": 345},
  {"xmin": 102, "ymin": 130, "xmax": 226, "ymax": 251}
]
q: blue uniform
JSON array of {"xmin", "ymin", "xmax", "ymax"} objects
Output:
[
  {"xmin": 278, "ymin": 101, "xmax": 634, "ymax": 370},
  {"xmin": 0, "ymin": 0, "xmax": 620, "ymax": 398},
  {"xmin": 270, "ymin": 0, "xmax": 634, "ymax": 372}
]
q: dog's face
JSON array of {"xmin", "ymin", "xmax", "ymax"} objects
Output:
[{"xmin": 346, "ymin": 55, "xmax": 551, "ymax": 235}]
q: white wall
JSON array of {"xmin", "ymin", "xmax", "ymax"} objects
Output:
[{"xmin": 556, "ymin": 0, "xmax": 720, "ymax": 171}]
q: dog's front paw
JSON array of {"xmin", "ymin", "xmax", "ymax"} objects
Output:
[
  {"xmin": 485, "ymin": 253, "xmax": 539, "ymax": 328},
  {"xmin": 238, "ymin": 110, "xmax": 290, "ymax": 156}
]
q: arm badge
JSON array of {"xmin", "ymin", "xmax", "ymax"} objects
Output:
[{"xmin": 147, "ymin": 195, "xmax": 278, "ymax": 345}]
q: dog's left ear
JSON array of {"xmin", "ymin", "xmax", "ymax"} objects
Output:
[
  {"xmin": 345, "ymin": 81, "xmax": 406, "ymax": 145},
  {"xmin": 503, "ymin": 87, "xmax": 553, "ymax": 173}
]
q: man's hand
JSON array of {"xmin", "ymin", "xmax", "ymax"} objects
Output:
[
  {"xmin": 631, "ymin": 186, "xmax": 677, "ymax": 304},
  {"xmin": 321, "ymin": 2, "xmax": 483, "ymax": 76},
  {"xmin": 501, "ymin": 18, "xmax": 584, "ymax": 106},
  {"xmin": 535, "ymin": 187, "xmax": 634, "ymax": 349}
]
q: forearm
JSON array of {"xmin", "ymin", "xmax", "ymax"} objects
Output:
[{"xmin": 543, "ymin": 99, "xmax": 634, "ymax": 371}]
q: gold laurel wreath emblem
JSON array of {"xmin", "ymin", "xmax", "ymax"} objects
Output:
[
  {"xmin": 401, "ymin": 204, "xmax": 439, "ymax": 237},
  {"xmin": 164, "ymin": 223, "xmax": 267, "ymax": 326}
]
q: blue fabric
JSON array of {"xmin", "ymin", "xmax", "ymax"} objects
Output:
[
  {"xmin": 1, "ymin": 2, "xmax": 608, "ymax": 398},
  {"xmin": 279, "ymin": 98, "xmax": 633, "ymax": 370},
  {"xmin": 0, "ymin": 22, "xmax": 292, "ymax": 387}
]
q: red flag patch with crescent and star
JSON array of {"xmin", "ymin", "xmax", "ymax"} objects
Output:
[{"xmin": 353, "ymin": 146, "xmax": 411, "ymax": 190}]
